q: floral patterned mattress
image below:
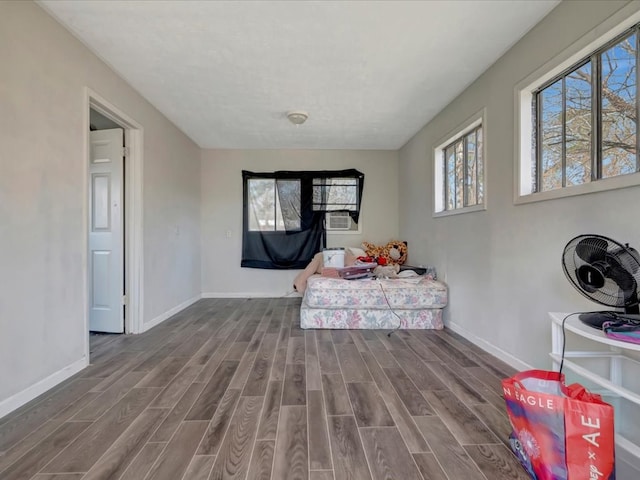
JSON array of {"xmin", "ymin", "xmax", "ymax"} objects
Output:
[{"xmin": 300, "ymin": 275, "xmax": 447, "ymax": 330}]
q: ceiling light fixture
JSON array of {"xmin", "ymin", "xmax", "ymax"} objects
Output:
[{"xmin": 287, "ymin": 111, "xmax": 308, "ymax": 126}]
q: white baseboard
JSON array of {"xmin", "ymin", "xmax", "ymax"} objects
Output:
[
  {"xmin": 447, "ymin": 320, "xmax": 532, "ymax": 372},
  {"xmin": 0, "ymin": 356, "xmax": 89, "ymax": 419},
  {"xmin": 201, "ymin": 291, "xmax": 301, "ymax": 299},
  {"xmin": 141, "ymin": 294, "xmax": 202, "ymax": 333}
]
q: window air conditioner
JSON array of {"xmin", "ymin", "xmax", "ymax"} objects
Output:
[{"xmin": 326, "ymin": 211, "xmax": 352, "ymax": 230}]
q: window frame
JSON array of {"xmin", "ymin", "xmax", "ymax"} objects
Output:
[
  {"xmin": 313, "ymin": 177, "xmax": 362, "ymax": 234},
  {"xmin": 533, "ymin": 28, "xmax": 639, "ymax": 192},
  {"xmin": 433, "ymin": 109, "xmax": 487, "ymax": 217},
  {"xmin": 247, "ymin": 177, "xmax": 301, "ymax": 233},
  {"xmin": 515, "ymin": 6, "xmax": 640, "ymax": 205},
  {"xmin": 312, "ymin": 177, "xmax": 360, "ymax": 212}
]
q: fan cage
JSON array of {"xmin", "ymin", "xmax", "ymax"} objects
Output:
[{"xmin": 562, "ymin": 234, "xmax": 640, "ymax": 310}]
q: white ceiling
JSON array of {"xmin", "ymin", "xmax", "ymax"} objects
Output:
[{"xmin": 39, "ymin": 0, "xmax": 560, "ymax": 150}]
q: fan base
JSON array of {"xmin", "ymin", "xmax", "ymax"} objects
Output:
[{"xmin": 579, "ymin": 312, "xmax": 640, "ymax": 330}]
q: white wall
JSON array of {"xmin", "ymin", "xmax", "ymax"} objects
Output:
[
  {"xmin": 143, "ymin": 121, "xmax": 202, "ymax": 326},
  {"xmin": 201, "ymin": 149, "xmax": 399, "ymax": 297},
  {"xmin": 399, "ymin": 0, "xmax": 640, "ymax": 369},
  {"xmin": 0, "ymin": 1, "xmax": 201, "ymax": 413}
]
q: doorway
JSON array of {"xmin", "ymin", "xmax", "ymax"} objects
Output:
[{"xmin": 85, "ymin": 90, "xmax": 143, "ymax": 359}]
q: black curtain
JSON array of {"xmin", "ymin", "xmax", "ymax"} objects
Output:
[{"xmin": 241, "ymin": 169, "xmax": 364, "ymax": 269}]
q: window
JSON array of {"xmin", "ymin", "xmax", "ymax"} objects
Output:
[
  {"xmin": 313, "ymin": 177, "xmax": 361, "ymax": 233},
  {"xmin": 242, "ymin": 169, "xmax": 364, "ymax": 269},
  {"xmin": 517, "ymin": 14, "xmax": 640, "ymax": 202},
  {"xmin": 534, "ymin": 29, "xmax": 638, "ymax": 193},
  {"xmin": 312, "ymin": 177, "xmax": 359, "ymax": 212},
  {"xmin": 247, "ymin": 178, "xmax": 300, "ymax": 231},
  {"xmin": 434, "ymin": 115, "xmax": 485, "ymax": 215},
  {"xmin": 247, "ymin": 176, "xmax": 362, "ymax": 232}
]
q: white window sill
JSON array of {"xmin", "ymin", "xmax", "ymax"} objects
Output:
[
  {"xmin": 433, "ymin": 204, "xmax": 486, "ymax": 218},
  {"xmin": 515, "ymin": 171, "xmax": 640, "ymax": 205}
]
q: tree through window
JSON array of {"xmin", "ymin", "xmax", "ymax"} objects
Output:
[
  {"xmin": 434, "ymin": 121, "xmax": 484, "ymax": 214},
  {"xmin": 533, "ymin": 27, "xmax": 638, "ymax": 192},
  {"xmin": 247, "ymin": 179, "xmax": 300, "ymax": 231}
]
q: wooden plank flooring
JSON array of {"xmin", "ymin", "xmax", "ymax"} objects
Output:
[{"xmin": 0, "ymin": 298, "xmax": 527, "ymax": 480}]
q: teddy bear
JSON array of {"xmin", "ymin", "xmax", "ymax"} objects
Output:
[{"xmin": 362, "ymin": 240, "xmax": 408, "ymax": 265}]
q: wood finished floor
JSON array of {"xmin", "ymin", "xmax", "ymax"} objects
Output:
[{"xmin": 0, "ymin": 298, "xmax": 529, "ymax": 480}]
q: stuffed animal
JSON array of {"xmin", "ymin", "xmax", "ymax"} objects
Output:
[{"xmin": 362, "ymin": 240, "xmax": 408, "ymax": 265}]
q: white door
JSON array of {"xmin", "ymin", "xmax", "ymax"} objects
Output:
[{"xmin": 89, "ymin": 128, "xmax": 124, "ymax": 333}]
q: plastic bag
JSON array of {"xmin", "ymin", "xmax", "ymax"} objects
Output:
[{"xmin": 502, "ymin": 369, "xmax": 615, "ymax": 480}]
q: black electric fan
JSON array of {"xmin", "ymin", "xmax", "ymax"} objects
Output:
[{"xmin": 562, "ymin": 234, "xmax": 640, "ymax": 329}]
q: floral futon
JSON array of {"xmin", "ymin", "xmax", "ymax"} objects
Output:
[{"xmin": 299, "ymin": 274, "xmax": 448, "ymax": 330}]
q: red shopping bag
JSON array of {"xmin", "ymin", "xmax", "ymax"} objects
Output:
[{"xmin": 502, "ymin": 369, "xmax": 615, "ymax": 480}]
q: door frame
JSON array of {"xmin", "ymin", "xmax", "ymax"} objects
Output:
[{"xmin": 84, "ymin": 88, "xmax": 144, "ymax": 355}]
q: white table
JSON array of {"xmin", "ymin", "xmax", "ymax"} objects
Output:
[{"xmin": 549, "ymin": 312, "xmax": 640, "ymax": 470}]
